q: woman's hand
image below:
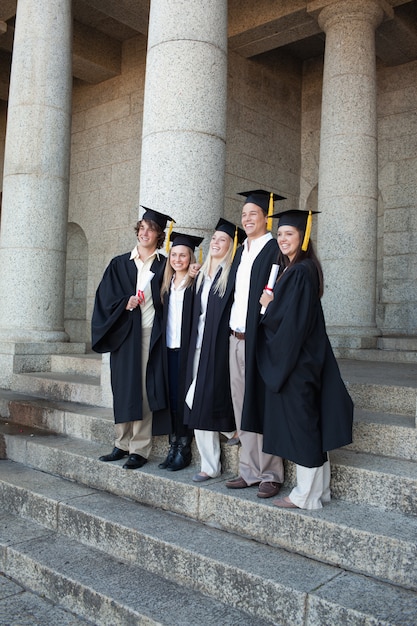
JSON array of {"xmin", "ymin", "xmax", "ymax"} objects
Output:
[
  {"xmin": 188, "ymin": 263, "xmax": 201, "ymax": 278},
  {"xmin": 126, "ymin": 295, "xmax": 139, "ymax": 310},
  {"xmin": 259, "ymin": 290, "xmax": 274, "ymax": 309}
]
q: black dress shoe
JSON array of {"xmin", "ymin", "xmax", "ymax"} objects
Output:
[
  {"xmin": 99, "ymin": 447, "xmax": 128, "ymax": 462},
  {"xmin": 123, "ymin": 454, "xmax": 148, "ymax": 470}
]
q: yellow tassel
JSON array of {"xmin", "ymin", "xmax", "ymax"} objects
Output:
[
  {"xmin": 301, "ymin": 211, "xmax": 312, "ymax": 252},
  {"xmin": 267, "ymin": 192, "xmax": 274, "ymax": 231},
  {"xmin": 232, "ymin": 226, "xmax": 238, "ymax": 260},
  {"xmin": 198, "ymin": 247, "xmax": 203, "ymax": 264},
  {"xmin": 165, "ymin": 220, "xmax": 174, "ymax": 253}
]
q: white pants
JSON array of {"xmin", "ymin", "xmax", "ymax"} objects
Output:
[
  {"xmin": 194, "ymin": 429, "xmax": 235, "ymax": 477},
  {"xmin": 289, "ymin": 459, "xmax": 331, "ymax": 510}
]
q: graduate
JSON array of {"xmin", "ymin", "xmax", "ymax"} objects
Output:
[
  {"xmin": 92, "ymin": 207, "xmax": 174, "ymax": 470},
  {"xmin": 225, "ymin": 189, "xmax": 286, "ymax": 499},
  {"xmin": 158, "ymin": 231, "xmax": 203, "ymax": 471},
  {"xmin": 184, "ymin": 218, "xmax": 245, "ymax": 481},
  {"xmin": 252, "ymin": 209, "xmax": 354, "ymax": 509}
]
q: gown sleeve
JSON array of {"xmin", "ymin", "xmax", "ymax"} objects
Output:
[
  {"xmin": 257, "ymin": 263, "xmax": 318, "ymax": 394},
  {"xmin": 91, "ymin": 257, "xmax": 134, "ymax": 354}
]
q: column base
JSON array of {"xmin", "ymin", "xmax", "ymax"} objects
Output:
[{"xmin": 327, "ymin": 326, "xmax": 380, "ymax": 350}]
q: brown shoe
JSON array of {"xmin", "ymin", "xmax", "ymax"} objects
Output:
[
  {"xmin": 225, "ymin": 476, "xmax": 249, "ymax": 489},
  {"xmin": 257, "ymin": 481, "xmax": 281, "ymax": 499},
  {"xmin": 273, "ymin": 497, "xmax": 299, "ymax": 509}
]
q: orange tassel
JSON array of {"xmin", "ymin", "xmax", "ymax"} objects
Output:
[{"xmin": 301, "ymin": 211, "xmax": 312, "ymax": 251}]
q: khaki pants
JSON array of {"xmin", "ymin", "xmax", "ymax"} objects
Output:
[
  {"xmin": 229, "ymin": 334, "xmax": 284, "ymax": 485},
  {"xmin": 114, "ymin": 327, "xmax": 153, "ymax": 457}
]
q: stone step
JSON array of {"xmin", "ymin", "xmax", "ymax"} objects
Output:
[
  {"xmin": 10, "ymin": 358, "xmax": 417, "ymax": 422},
  {"xmin": 349, "ymin": 408, "xmax": 417, "ymax": 460},
  {"xmin": 335, "ymin": 347, "xmax": 417, "ymax": 364},
  {"xmin": 50, "ymin": 353, "xmax": 102, "ymax": 378},
  {"xmin": 1, "ymin": 389, "xmax": 415, "ymax": 465},
  {"xmin": 1, "ymin": 461, "xmax": 416, "ymax": 626},
  {"xmin": 1, "ymin": 431, "xmax": 416, "ymax": 591},
  {"xmin": 339, "ymin": 359, "xmax": 417, "ymax": 415},
  {"xmin": 0, "ymin": 572, "xmax": 91, "ymax": 625},
  {"xmin": 0, "ymin": 506, "xmax": 264, "ymax": 625},
  {"xmin": 11, "ymin": 371, "xmax": 104, "ymax": 407},
  {"xmin": 0, "ymin": 391, "xmax": 239, "ymax": 474},
  {"xmin": 377, "ymin": 337, "xmax": 417, "ymax": 352}
]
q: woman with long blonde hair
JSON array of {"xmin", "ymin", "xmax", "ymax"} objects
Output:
[{"xmin": 184, "ymin": 218, "xmax": 245, "ymax": 481}]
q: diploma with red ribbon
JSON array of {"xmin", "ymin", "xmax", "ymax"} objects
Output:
[
  {"xmin": 260, "ymin": 264, "xmax": 279, "ymax": 314},
  {"xmin": 137, "ymin": 270, "xmax": 155, "ymax": 305}
]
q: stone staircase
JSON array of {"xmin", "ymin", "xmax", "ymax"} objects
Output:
[{"xmin": 0, "ymin": 353, "xmax": 416, "ymax": 625}]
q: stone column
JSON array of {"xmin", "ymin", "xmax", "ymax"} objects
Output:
[
  {"xmin": 0, "ymin": 0, "xmax": 72, "ymax": 344},
  {"xmin": 314, "ymin": 0, "xmax": 390, "ymax": 348},
  {"xmin": 139, "ymin": 0, "xmax": 228, "ymax": 238}
]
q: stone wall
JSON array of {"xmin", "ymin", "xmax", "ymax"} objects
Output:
[
  {"xmin": 69, "ymin": 35, "xmax": 147, "ymax": 327},
  {"xmin": 224, "ymin": 49, "xmax": 302, "ymax": 223},
  {"xmin": 377, "ymin": 59, "xmax": 417, "ymax": 336}
]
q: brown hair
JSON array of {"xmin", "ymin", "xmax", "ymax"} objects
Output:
[{"xmin": 134, "ymin": 219, "xmax": 165, "ymax": 249}]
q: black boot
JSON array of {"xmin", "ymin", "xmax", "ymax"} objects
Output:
[
  {"xmin": 158, "ymin": 435, "xmax": 178, "ymax": 469},
  {"xmin": 167, "ymin": 436, "xmax": 192, "ymax": 471}
]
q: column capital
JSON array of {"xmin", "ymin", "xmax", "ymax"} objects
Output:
[{"xmin": 308, "ymin": 0, "xmax": 393, "ymax": 32}]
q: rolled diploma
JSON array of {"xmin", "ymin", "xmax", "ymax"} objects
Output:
[{"xmin": 260, "ymin": 264, "xmax": 279, "ymax": 314}]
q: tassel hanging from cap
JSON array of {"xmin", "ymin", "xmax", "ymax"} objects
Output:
[
  {"xmin": 232, "ymin": 226, "xmax": 238, "ymax": 260},
  {"xmin": 198, "ymin": 247, "xmax": 203, "ymax": 264},
  {"xmin": 267, "ymin": 192, "xmax": 274, "ymax": 231},
  {"xmin": 301, "ymin": 210, "xmax": 312, "ymax": 252},
  {"xmin": 165, "ymin": 219, "xmax": 174, "ymax": 253}
]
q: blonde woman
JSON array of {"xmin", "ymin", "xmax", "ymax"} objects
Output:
[{"xmin": 184, "ymin": 219, "xmax": 245, "ymax": 481}]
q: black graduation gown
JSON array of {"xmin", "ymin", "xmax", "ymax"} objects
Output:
[
  {"xmin": 161, "ymin": 285, "xmax": 194, "ymax": 431},
  {"xmin": 226, "ymin": 237, "xmax": 279, "ymax": 429},
  {"xmin": 252, "ymin": 259, "xmax": 353, "ymax": 468},
  {"xmin": 183, "ymin": 268, "xmax": 235, "ymax": 432},
  {"xmin": 91, "ymin": 251, "xmax": 170, "ymax": 434}
]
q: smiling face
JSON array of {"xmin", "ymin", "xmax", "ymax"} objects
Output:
[
  {"xmin": 210, "ymin": 230, "xmax": 232, "ymax": 259},
  {"xmin": 277, "ymin": 225, "xmax": 302, "ymax": 261},
  {"xmin": 241, "ymin": 202, "xmax": 268, "ymax": 241},
  {"xmin": 137, "ymin": 219, "xmax": 160, "ymax": 251},
  {"xmin": 169, "ymin": 245, "xmax": 191, "ymax": 274}
]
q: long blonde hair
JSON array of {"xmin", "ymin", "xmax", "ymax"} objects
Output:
[
  {"xmin": 161, "ymin": 247, "xmax": 196, "ymax": 299},
  {"xmin": 196, "ymin": 236, "xmax": 234, "ymax": 298}
]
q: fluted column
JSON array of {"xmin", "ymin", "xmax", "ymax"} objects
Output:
[
  {"xmin": 0, "ymin": 0, "xmax": 72, "ymax": 342},
  {"xmin": 139, "ymin": 0, "xmax": 228, "ymax": 237},
  {"xmin": 315, "ymin": 0, "xmax": 389, "ymax": 348}
]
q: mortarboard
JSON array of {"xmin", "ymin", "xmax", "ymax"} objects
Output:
[
  {"xmin": 170, "ymin": 231, "xmax": 204, "ymax": 251},
  {"xmin": 272, "ymin": 209, "xmax": 320, "ymax": 251},
  {"xmin": 238, "ymin": 189, "xmax": 286, "ymax": 231},
  {"xmin": 215, "ymin": 218, "xmax": 246, "ymax": 260}
]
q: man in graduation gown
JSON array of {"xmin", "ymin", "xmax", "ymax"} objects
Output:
[
  {"xmin": 225, "ymin": 189, "xmax": 286, "ymax": 498},
  {"xmin": 91, "ymin": 208, "xmax": 174, "ymax": 469}
]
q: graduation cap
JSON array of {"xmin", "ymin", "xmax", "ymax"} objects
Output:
[
  {"xmin": 215, "ymin": 218, "xmax": 246, "ymax": 260},
  {"xmin": 272, "ymin": 209, "xmax": 320, "ymax": 251},
  {"xmin": 238, "ymin": 189, "xmax": 286, "ymax": 231},
  {"xmin": 140, "ymin": 206, "xmax": 174, "ymax": 230},
  {"xmin": 140, "ymin": 206, "xmax": 175, "ymax": 252},
  {"xmin": 170, "ymin": 231, "xmax": 204, "ymax": 251}
]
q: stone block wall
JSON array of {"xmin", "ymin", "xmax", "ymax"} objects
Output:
[
  {"xmin": 377, "ymin": 59, "xmax": 417, "ymax": 335},
  {"xmin": 69, "ymin": 35, "xmax": 147, "ymax": 326},
  {"xmin": 224, "ymin": 49, "xmax": 302, "ymax": 224}
]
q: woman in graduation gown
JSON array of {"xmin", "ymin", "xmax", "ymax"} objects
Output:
[
  {"xmin": 158, "ymin": 231, "xmax": 203, "ymax": 471},
  {"xmin": 252, "ymin": 209, "xmax": 353, "ymax": 509},
  {"xmin": 184, "ymin": 218, "xmax": 244, "ymax": 482}
]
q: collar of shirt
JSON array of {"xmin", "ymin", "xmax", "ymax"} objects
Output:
[
  {"xmin": 129, "ymin": 246, "xmax": 161, "ymax": 263},
  {"xmin": 243, "ymin": 231, "xmax": 273, "ymax": 257}
]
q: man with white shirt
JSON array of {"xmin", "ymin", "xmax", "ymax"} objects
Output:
[
  {"xmin": 226, "ymin": 190, "xmax": 285, "ymax": 498},
  {"xmin": 92, "ymin": 208, "xmax": 173, "ymax": 469}
]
